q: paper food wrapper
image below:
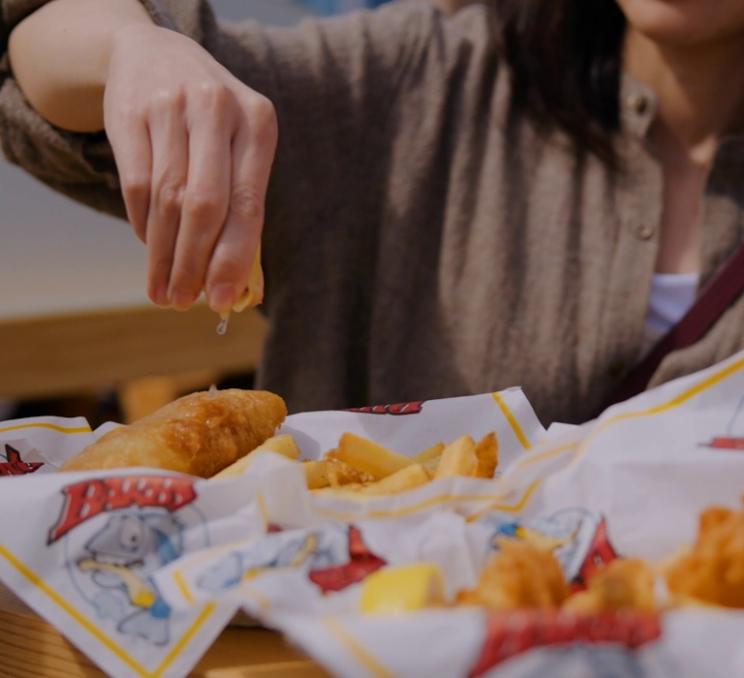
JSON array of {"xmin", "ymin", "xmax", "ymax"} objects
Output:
[{"xmin": 1, "ymin": 355, "xmax": 743, "ymax": 677}]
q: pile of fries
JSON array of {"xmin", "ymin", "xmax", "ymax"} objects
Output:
[{"xmin": 216, "ymin": 431, "xmax": 499, "ymax": 496}]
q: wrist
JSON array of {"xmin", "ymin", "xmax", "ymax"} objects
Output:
[{"xmin": 105, "ymin": 19, "xmax": 161, "ymax": 85}]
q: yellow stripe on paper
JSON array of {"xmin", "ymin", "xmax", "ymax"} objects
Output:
[
  {"xmin": 152, "ymin": 602, "xmax": 216, "ymax": 677},
  {"xmin": 0, "ymin": 545, "xmax": 149, "ymax": 676},
  {"xmin": 173, "ymin": 569, "xmax": 195, "ymax": 606},
  {"xmin": 257, "ymin": 491, "xmax": 270, "ymax": 530},
  {"xmin": 516, "ymin": 440, "xmax": 580, "ymax": 468},
  {"xmin": 492, "ymin": 392, "xmax": 531, "ymax": 449},
  {"xmin": 0, "ymin": 422, "xmax": 91, "ymax": 435},
  {"xmin": 315, "ymin": 490, "xmax": 507, "ymax": 522},
  {"xmin": 0, "ymin": 545, "xmax": 215, "ymax": 678},
  {"xmin": 576, "ymin": 354, "xmax": 744, "ymax": 462},
  {"xmin": 465, "ymin": 479, "xmax": 542, "ymax": 523},
  {"xmin": 315, "ymin": 478, "xmax": 539, "ymax": 524},
  {"xmin": 325, "ymin": 617, "xmax": 396, "ymax": 678}
]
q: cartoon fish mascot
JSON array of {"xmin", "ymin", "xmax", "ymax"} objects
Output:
[
  {"xmin": 198, "ymin": 524, "xmax": 385, "ymax": 595},
  {"xmin": 198, "ymin": 524, "xmax": 349, "ymax": 594},
  {"xmin": 77, "ymin": 511, "xmax": 183, "ymax": 646}
]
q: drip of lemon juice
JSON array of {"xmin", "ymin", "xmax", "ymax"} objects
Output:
[{"xmin": 216, "ymin": 313, "xmax": 230, "ymax": 336}]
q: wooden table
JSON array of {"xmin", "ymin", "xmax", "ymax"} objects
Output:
[
  {"xmin": 0, "ymin": 304, "xmax": 267, "ymax": 422},
  {"xmin": 0, "ymin": 589, "xmax": 329, "ymax": 678}
]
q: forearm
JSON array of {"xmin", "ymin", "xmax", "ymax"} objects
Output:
[{"xmin": 8, "ymin": 0, "xmax": 153, "ymax": 131}]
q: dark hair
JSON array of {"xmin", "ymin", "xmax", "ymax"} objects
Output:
[{"xmin": 492, "ymin": 0, "xmax": 627, "ymax": 165}]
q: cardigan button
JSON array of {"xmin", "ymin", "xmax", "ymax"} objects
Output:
[
  {"xmin": 635, "ymin": 223, "xmax": 655, "ymax": 240},
  {"xmin": 627, "ymin": 92, "xmax": 649, "ymax": 116}
]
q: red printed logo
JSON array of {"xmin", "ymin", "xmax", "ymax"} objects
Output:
[
  {"xmin": 704, "ymin": 437, "xmax": 744, "ymax": 451},
  {"xmin": 469, "ymin": 610, "xmax": 662, "ymax": 677},
  {"xmin": 348, "ymin": 401, "xmax": 425, "ymax": 416},
  {"xmin": 48, "ymin": 476, "xmax": 197, "ymax": 543},
  {"xmin": 572, "ymin": 516, "xmax": 618, "ymax": 590},
  {"xmin": 702, "ymin": 397, "xmax": 744, "ymax": 451},
  {"xmin": 0, "ymin": 445, "xmax": 43, "ymax": 476},
  {"xmin": 308, "ymin": 526, "xmax": 386, "ymax": 593}
]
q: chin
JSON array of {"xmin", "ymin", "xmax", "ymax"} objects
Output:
[{"xmin": 616, "ymin": 0, "xmax": 744, "ymax": 46}]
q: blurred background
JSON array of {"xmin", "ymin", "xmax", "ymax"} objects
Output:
[{"xmin": 0, "ymin": 0, "xmax": 460, "ymax": 426}]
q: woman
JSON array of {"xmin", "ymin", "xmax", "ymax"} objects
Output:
[{"xmin": 2, "ymin": 0, "xmax": 743, "ymax": 423}]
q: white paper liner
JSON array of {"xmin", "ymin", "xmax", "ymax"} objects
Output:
[{"xmin": 0, "ymin": 365, "xmax": 742, "ymax": 677}]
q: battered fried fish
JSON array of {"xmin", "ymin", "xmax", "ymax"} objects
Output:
[
  {"xmin": 563, "ymin": 558, "xmax": 656, "ymax": 613},
  {"xmin": 664, "ymin": 499, "xmax": 744, "ymax": 608},
  {"xmin": 60, "ymin": 389, "xmax": 287, "ymax": 478},
  {"xmin": 457, "ymin": 538, "xmax": 570, "ymax": 610}
]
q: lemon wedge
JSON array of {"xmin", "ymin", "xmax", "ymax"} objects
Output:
[
  {"xmin": 217, "ymin": 243, "xmax": 263, "ymax": 336},
  {"xmin": 217, "ymin": 244, "xmax": 264, "ymax": 335},
  {"xmin": 233, "ymin": 243, "xmax": 264, "ymax": 312},
  {"xmin": 360, "ymin": 563, "xmax": 445, "ymax": 614}
]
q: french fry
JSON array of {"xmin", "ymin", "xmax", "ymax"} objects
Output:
[
  {"xmin": 303, "ymin": 460, "xmax": 330, "ymax": 489},
  {"xmin": 435, "ymin": 435, "xmax": 477, "ymax": 479},
  {"xmin": 421, "ymin": 462, "xmax": 437, "ymax": 480},
  {"xmin": 334, "ymin": 433, "xmax": 413, "ymax": 479},
  {"xmin": 256, "ymin": 433, "xmax": 300, "ymax": 460},
  {"xmin": 415, "ymin": 443, "xmax": 446, "ymax": 478},
  {"xmin": 326, "ymin": 453, "xmax": 376, "ymax": 486},
  {"xmin": 209, "ymin": 430, "xmax": 496, "ymax": 495},
  {"xmin": 413, "ymin": 442, "xmax": 445, "ymax": 465},
  {"xmin": 361, "ymin": 463, "xmax": 430, "ymax": 495},
  {"xmin": 420, "ymin": 450, "xmax": 445, "ymax": 477},
  {"xmin": 474, "ymin": 433, "xmax": 499, "ymax": 478},
  {"xmin": 213, "ymin": 457, "xmax": 252, "ymax": 479},
  {"xmin": 212, "ymin": 434, "xmax": 300, "ymax": 479}
]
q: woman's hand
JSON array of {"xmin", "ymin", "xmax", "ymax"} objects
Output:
[{"xmin": 105, "ymin": 23, "xmax": 277, "ymax": 313}]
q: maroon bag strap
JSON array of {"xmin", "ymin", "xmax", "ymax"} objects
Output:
[{"xmin": 600, "ymin": 241, "xmax": 744, "ymax": 412}]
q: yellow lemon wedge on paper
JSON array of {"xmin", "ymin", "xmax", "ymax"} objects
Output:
[{"xmin": 360, "ymin": 563, "xmax": 445, "ymax": 614}]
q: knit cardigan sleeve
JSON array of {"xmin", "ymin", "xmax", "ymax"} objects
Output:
[{"xmin": 0, "ymin": 0, "xmax": 443, "ymax": 219}]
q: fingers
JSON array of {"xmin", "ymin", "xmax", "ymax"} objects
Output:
[
  {"xmin": 113, "ymin": 83, "xmax": 277, "ymax": 313},
  {"xmin": 167, "ymin": 85, "xmax": 233, "ymax": 309},
  {"xmin": 103, "ymin": 26, "xmax": 279, "ymax": 313},
  {"xmin": 106, "ymin": 107, "xmax": 152, "ymax": 244},
  {"xmin": 146, "ymin": 91, "xmax": 189, "ymax": 308},
  {"xmin": 206, "ymin": 96, "xmax": 277, "ymax": 313}
]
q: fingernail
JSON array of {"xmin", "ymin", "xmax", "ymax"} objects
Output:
[
  {"xmin": 209, "ymin": 284, "xmax": 236, "ymax": 312},
  {"xmin": 153, "ymin": 284, "xmax": 169, "ymax": 306},
  {"xmin": 170, "ymin": 288, "xmax": 194, "ymax": 311}
]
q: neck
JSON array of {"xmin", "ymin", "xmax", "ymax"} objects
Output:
[{"xmin": 624, "ymin": 28, "xmax": 744, "ymax": 164}]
